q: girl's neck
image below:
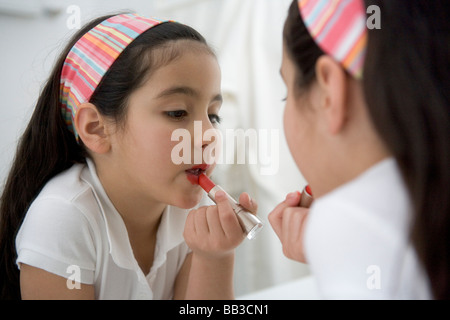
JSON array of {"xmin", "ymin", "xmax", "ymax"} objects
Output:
[
  {"xmin": 94, "ymin": 158, "xmax": 166, "ymax": 235},
  {"xmin": 94, "ymin": 158, "xmax": 166, "ymax": 275}
]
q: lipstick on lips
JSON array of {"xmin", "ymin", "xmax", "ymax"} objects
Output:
[
  {"xmin": 197, "ymin": 173, "xmax": 264, "ymax": 240},
  {"xmin": 185, "ymin": 164, "xmax": 210, "ymax": 185}
]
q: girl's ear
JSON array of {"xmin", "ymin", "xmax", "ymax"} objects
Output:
[
  {"xmin": 315, "ymin": 55, "xmax": 348, "ymax": 135},
  {"xmin": 74, "ymin": 103, "xmax": 111, "ymax": 154}
]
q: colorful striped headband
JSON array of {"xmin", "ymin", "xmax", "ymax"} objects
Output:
[
  {"xmin": 298, "ymin": 0, "xmax": 367, "ymax": 79},
  {"xmin": 60, "ymin": 13, "xmax": 165, "ymax": 140}
]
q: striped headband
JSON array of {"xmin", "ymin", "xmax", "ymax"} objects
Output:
[
  {"xmin": 60, "ymin": 13, "xmax": 165, "ymax": 140},
  {"xmin": 298, "ymin": 0, "xmax": 367, "ymax": 79}
]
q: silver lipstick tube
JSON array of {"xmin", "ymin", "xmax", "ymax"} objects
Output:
[{"xmin": 207, "ymin": 185, "xmax": 263, "ymax": 240}]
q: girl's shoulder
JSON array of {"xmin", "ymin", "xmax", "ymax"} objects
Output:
[
  {"xmin": 37, "ymin": 163, "xmax": 91, "ymax": 202},
  {"xmin": 16, "ymin": 163, "xmax": 103, "ymax": 283},
  {"xmin": 21, "ymin": 162, "xmax": 105, "ymax": 240}
]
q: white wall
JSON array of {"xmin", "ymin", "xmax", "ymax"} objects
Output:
[{"xmin": 0, "ymin": 0, "xmax": 309, "ymax": 297}]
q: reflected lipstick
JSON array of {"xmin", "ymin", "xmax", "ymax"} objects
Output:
[
  {"xmin": 197, "ymin": 173, "xmax": 264, "ymax": 240},
  {"xmin": 299, "ymin": 185, "xmax": 314, "ymax": 208}
]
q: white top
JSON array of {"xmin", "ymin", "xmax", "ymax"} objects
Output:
[
  {"xmin": 16, "ymin": 158, "xmax": 204, "ymax": 300},
  {"xmin": 304, "ymin": 158, "xmax": 432, "ymax": 299}
]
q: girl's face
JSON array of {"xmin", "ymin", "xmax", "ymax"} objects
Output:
[{"xmin": 108, "ymin": 48, "xmax": 222, "ymax": 209}]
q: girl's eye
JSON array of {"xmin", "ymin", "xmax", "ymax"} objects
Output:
[
  {"xmin": 165, "ymin": 110, "xmax": 188, "ymax": 120},
  {"xmin": 209, "ymin": 114, "xmax": 222, "ymax": 124}
]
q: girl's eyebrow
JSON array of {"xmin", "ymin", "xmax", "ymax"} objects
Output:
[{"xmin": 156, "ymin": 86, "xmax": 223, "ymax": 103}]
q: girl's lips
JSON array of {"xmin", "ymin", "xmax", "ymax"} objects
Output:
[
  {"xmin": 185, "ymin": 164, "xmax": 211, "ymax": 185},
  {"xmin": 190, "ymin": 164, "xmax": 210, "ymax": 171},
  {"xmin": 185, "ymin": 164, "xmax": 210, "ymax": 175}
]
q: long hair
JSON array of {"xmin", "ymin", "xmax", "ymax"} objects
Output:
[
  {"xmin": 0, "ymin": 14, "xmax": 212, "ymax": 300},
  {"xmin": 362, "ymin": 0, "xmax": 450, "ymax": 299},
  {"xmin": 283, "ymin": 0, "xmax": 450, "ymax": 299}
]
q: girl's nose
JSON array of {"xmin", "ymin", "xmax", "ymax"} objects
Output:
[
  {"xmin": 191, "ymin": 116, "xmax": 221, "ymax": 164},
  {"xmin": 193, "ymin": 116, "xmax": 215, "ymax": 147}
]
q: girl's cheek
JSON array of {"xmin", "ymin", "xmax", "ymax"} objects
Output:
[
  {"xmin": 136, "ymin": 124, "xmax": 173, "ymax": 159},
  {"xmin": 283, "ymin": 103, "xmax": 296, "ymax": 144},
  {"xmin": 283, "ymin": 102, "xmax": 305, "ymax": 166},
  {"xmin": 163, "ymin": 129, "xmax": 186, "ymax": 165}
]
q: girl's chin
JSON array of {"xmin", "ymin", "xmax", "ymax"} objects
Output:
[
  {"xmin": 172, "ymin": 188, "xmax": 204, "ymax": 209},
  {"xmin": 176, "ymin": 197, "xmax": 202, "ymax": 209}
]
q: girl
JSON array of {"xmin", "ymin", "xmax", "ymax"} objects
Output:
[
  {"xmin": 0, "ymin": 13, "xmax": 256, "ymax": 300},
  {"xmin": 270, "ymin": 0, "xmax": 449, "ymax": 299}
]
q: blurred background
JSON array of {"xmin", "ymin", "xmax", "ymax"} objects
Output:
[{"xmin": 0, "ymin": 0, "xmax": 310, "ymax": 297}]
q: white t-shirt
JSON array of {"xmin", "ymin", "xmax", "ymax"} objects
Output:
[
  {"xmin": 304, "ymin": 158, "xmax": 432, "ymax": 299},
  {"xmin": 16, "ymin": 158, "xmax": 205, "ymax": 300}
]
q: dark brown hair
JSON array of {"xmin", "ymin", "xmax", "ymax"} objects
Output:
[
  {"xmin": 282, "ymin": 0, "xmax": 324, "ymax": 91},
  {"xmin": 0, "ymin": 14, "xmax": 213, "ymax": 300},
  {"xmin": 283, "ymin": 0, "xmax": 450, "ymax": 299},
  {"xmin": 362, "ymin": 0, "xmax": 450, "ymax": 299}
]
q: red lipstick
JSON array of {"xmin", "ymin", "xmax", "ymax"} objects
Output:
[
  {"xmin": 197, "ymin": 173, "xmax": 263, "ymax": 240},
  {"xmin": 299, "ymin": 185, "xmax": 314, "ymax": 208},
  {"xmin": 198, "ymin": 174, "xmax": 215, "ymax": 192},
  {"xmin": 185, "ymin": 164, "xmax": 210, "ymax": 185}
]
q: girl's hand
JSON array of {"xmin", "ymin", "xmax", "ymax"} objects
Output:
[
  {"xmin": 268, "ymin": 192, "xmax": 309, "ymax": 263},
  {"xmin": 184, "ymin": 191, "xmax": 258, "ymax": 259}
]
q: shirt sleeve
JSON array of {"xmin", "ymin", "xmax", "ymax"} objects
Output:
[{"xmin": 16, "ymin": 197, "xmax": 97, "ymax": 284}]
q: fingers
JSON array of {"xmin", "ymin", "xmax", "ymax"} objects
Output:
[
  {"xmin": 186, "ymin": 192, "xmax": 243, "ymax": 238},
  {"xmin": 187, "ymin": 205, "xmax": 225, "ymax": 238},
  {"xmin": 216, "ymin": 191, "xmax": 245, "ymax": 239},
  {"xmin": 267, "ymin": 191, "xmax": 309, "ymax": 263},
  {"xmin": 238, "ymin": 192, "xmax": 258, "ymax": 214},
  {"xmin": 281, "ymin": 207, "xmax": 308, "ymax": 255},
  {"xmin": 268, "ymin": 191, "xmax": 301, "ymax": 240},
  {"xmin": 194, "ymin": 206, "xmax": 210, "ymax": 235},
  {"xmin": 183, "ymin": 191, "xmax": 245, "ymax": 257}
]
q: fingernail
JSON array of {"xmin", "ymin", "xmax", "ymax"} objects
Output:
[
  {"xmin": 215, "ymin": 190, "xmax": 226, "ymax": 200},
  {"xmin": 286, "ymin": 191, "xmax": 300, "ymax": 200},
  {"xmin": 247, "ymin": 194, "xmax": 253, "ymax": 206}
]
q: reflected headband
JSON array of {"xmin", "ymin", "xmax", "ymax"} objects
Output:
[
  {"xmin": 298, "ymin": 0, "xmax": 367, "ymax": 79},
  {"xmin": 60, "ymin": 13, "xmax": 165, "ymax": 140}
]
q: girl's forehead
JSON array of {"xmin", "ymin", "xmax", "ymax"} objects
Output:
[
  {"xmin": 144, "ymin": 52, "xmax": 220, "ymax": 90},
  {"xmin": 127, "ymin": 51, "xmax": 221, "ymax": 105}
]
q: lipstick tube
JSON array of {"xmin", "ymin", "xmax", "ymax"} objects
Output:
[
  {"xmin": 198, "ymin": 174, "xmax": 263, "ymax": 240},
  {"xmin": 299, "ymin": 185, "xmax": 314, "ymax": 208},
  {"xmin": 207, "ymin": 185, "xmax": 264, "ymax": 240}
]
